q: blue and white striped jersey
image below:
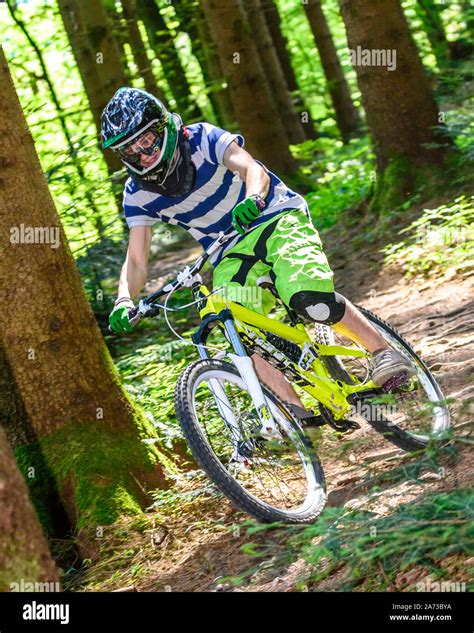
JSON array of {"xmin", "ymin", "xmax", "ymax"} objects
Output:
[{"xmin": 123, "ymin": 122, "xmax": 309, "ymax": 266}]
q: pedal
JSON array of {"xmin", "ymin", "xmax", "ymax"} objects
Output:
[
  {"xmin": 285, "ymin": 403, "xmax": 325, "ymax": 427},
  {"xmin": 328, "ymin": 418, "xmax": 361, "ymax": 434},
  {"xmin": 302, "ymin": 414, "xmax": 327, "ymax": 428},
  {"xmin": 381, "ymin": 371, "xmax": 410, "ymax": 393}
]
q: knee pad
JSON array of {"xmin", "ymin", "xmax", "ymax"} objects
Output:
[{"xmin": 289, "ymin": 290, "xmax": 346, "ymax": 325}]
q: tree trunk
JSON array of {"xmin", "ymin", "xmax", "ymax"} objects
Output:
[
  {"xmin": 173, "ymin": 0, "xmax": 236, "ymax": 129},
  {"xmin": 6, "ymin": 0, "xmax": 115, "ymax": 232},
  {"xmin": 136, "ymin": 0, "xmax": 201, "ymax": 120},
  {"xmin": 0, "ymin": 49, "xmax": 173, "ymax": 549},
  {"xmin": 57, "ymin": 0, "xmax": 128, "ymax": 174},
  {"xmin": 0, "ymin": 426, "xmax": 60, "ymax": 591},
  {"xmin": 338, "ymin": 0, "xmax": 452, "ymax": 210},
  {"xmin": 303, "ymin": 0, "xmax": 360, "ymax": 141},
  {"xmin": 415, "ymin": 0, "xmax": 450, "ymax": 68},
  {"xmin": 264, "ymin": 1, "xmax": 318, "ymax": 140},
  {"xmin": 195, "ymin": 16, "xmax": 237, "ymax": 128},
  {"xmin": 120, "ymin": 0, "xmax": 166, "ymax": 99},
  {"xmin": 200, "ymin": 0, "xmax": 297, "ymax": 174},
  {"xmin": 103, "ymin": 0, "xmax": 132, "ymax": 78},
  {"xmin": 244, "ymin": 0, "xmax": 306, "ymax": 144}
]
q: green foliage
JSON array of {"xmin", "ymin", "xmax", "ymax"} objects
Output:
[
  {"xmin": 294, "ymin": 135, "xmax": 375, "ymax": 230},
  {"xmin": 383, "ymin": 195, "xmax": 474, "ymax": 278},
  {"xmin": 218, "ymin": 435, "xmax": 474, "ymax": 591},
  {"xmin": 115, "ymin": 332, "xmax": 193, "ymax": 448},
  {"xmin": 276, "ymin": 0, "xmax": 361, "ymax": 137},
  {"xmin": 297, "ymin": 488, "xmax": 473, "ymax": 590}
]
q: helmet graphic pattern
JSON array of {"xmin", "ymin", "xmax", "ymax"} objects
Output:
[{"xmin": 101, "ymin": 87, "xmax": 180, "ymax": 182}]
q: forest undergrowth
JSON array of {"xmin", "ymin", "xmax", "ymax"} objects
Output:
[{"xmin": 59, "ymin": 75, "xmax": 474, "ymax": 592}]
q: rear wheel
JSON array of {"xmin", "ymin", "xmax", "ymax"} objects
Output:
[
  {"xmin": 174, "ymin": 358, "xmax": 327, "ymax": 523},
  {"xmin": 313, "ymin": 307, "xmax": 451, "ymax": 451}
]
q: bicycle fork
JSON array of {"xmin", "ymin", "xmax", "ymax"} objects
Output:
[
  {"xmin": 195, "ymin": 315, "xmax": 283, "ymax": 451},
  {"xmin": 221, "ymin": 318, "xmax": 283, "ymax": 441}
]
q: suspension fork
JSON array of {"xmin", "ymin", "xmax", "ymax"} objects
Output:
[
  {"xmin": 192, "ymin": 308, "xmax": 282, "ymax": 441},
  {"xmin": 222, "ymin": 316, "xmax": 282, "ymax": 440}
]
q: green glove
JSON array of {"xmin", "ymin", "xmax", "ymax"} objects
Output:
[
  {"xmin": 109, "ymin": 298, "xmax": 135, "ymax": 333},
  {"xmin": 231, "ymin": 195, "xmax": 263, "ymax": 235}
]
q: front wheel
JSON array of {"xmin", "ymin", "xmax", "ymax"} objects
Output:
[{"xmin": 174, "ymin": 358, "xmax": 326, "ymax": 524}]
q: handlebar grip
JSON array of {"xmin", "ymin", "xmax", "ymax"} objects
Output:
[{"xmin": 107, "ymin": 305, "xmax": 139, "ymax": 336}]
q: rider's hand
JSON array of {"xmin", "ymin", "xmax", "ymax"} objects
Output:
[
  {"xmin": 231, "ymin": 195, "xmax": 264, "ymax": 235},
  {"xmin": 109, "ymin": 297, "xmax": 135, "ymax": 333}
]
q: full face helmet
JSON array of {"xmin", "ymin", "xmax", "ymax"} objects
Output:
[{"xmin": 101, "ymin": 87, "xmax": 179, "ymax": 184}]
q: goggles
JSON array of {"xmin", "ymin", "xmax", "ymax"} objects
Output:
[{"xmin": 112, "ymin": 118, "xmax": 167, "ymax": 175}]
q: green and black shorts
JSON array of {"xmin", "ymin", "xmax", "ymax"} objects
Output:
[{"xmin": 212, "ymin": 209, "xmax": 335, "ymax": 316}]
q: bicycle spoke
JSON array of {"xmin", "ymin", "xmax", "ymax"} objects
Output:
[{"xmin": 192, "ymin": 373, "xmax": 313, "ymax": 511}]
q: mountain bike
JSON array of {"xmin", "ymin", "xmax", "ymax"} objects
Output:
[{"xmin": 119, "ymin": 225, "xmax": 451, "ymax": 524}]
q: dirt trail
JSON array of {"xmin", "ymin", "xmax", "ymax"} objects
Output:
[{"xmin": 102, "ymin": 220, "xmax": 473, "ymax": 594}]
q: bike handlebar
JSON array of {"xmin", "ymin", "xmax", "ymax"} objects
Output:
[{"xmin": 108, "ymin": 223, "xmax": 237, "ymax": 335}]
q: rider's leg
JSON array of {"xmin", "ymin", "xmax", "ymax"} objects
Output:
[
  {"xmin": 268, "ymin": 210, "xmax": 414, "ymax": 385},
  {"xmin": 252, "ymin": 353, "xmax": 304, "ymax": 408},
  {"xmin": 333, "ymin": 298, "xmax": 388, "ymax": 352}
]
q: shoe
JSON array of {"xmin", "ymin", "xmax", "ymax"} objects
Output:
[
  {"xmin": 284, "ymin": 402, "xmax": 326, "ymax": 427},
  {"xmin": 371, "ymin": 347, "xmax": 415, "ymax": 387}
]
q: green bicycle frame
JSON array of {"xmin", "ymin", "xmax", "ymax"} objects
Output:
[{"xmin": 194, "ymin": 283, "xmax": 376, "ymax": 421}]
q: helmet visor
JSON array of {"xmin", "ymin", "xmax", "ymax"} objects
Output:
[{"xmin": 112, "ymin": 119, "xmax": 167, "ymax": 175}]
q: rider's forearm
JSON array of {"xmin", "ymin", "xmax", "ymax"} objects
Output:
[
  {"xmin": 117, "ymin": 255, "xmax": 148, "ymax": 301},
  {"xmin": 245, "ymin": 162, "xmax": 270, "ymax": 200}
]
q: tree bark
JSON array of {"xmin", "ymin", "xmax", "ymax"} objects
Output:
[
  {"xmin": 303, "ymin": 0, "xmax": 360, "ymax": 141},
  {"xmin": 200, "ymin": 0, "xmax": 297, "ymax": 174},
  {"xmin": 244, "ymin": 0, "xmax": 306, "ymax": 144},
  {"xmin": 6, "ymin": 0, "xmax": 114, "ymax": 232},
  {"xmin": 195, "ymin": 15, "xmax": 237, "ymax": 129},
  {"xmin": 338, "ymin": 0, "xmax": 452, "ymax": 209},
  {"xmin": 172, "ymin": 0, "xmax": 236, "ymax": 129},
  {"xmin": 120, "ymin": 0, "xmax": 166, "ymax": 99},
  {"xmin": 57, "ymin": 0, "xmax": 129, "ymax": 174},
  {"xmin": 0, "ymin": 48, "xmax": 172, "ymax": 547},
  {"xmin": 103, "ymin": 0, "xmax": 132, "ymax": 78},
  {"xmin": 264, "ymin": 1, "xmax": 318, "ymax": 140},
  {"xmin": 136, "ymin": 0, "xmax": 201, "ymax": 120},
  {"xmin": 0, "ymin": 426, "xmax": 60, "ymax": 591}
]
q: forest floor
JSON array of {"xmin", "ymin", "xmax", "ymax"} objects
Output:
[{"xmin": 70, "ymin": 192, "xmax": 473, "ymax": 594}]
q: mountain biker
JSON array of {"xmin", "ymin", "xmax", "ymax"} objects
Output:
[{"xmin": 102, "ymin": 87, "xmax": 414, "ymax": 419}]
